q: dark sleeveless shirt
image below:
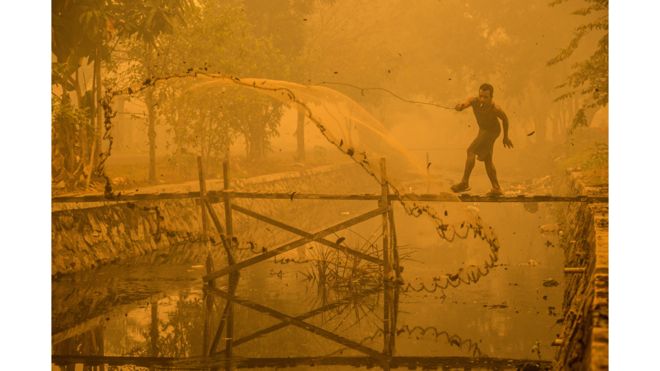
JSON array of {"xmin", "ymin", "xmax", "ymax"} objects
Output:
[{"xmin": 471, "ymin": 100, "xmax": 501, "ymax": 133}]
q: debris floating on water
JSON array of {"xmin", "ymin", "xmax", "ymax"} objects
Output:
[{"xmin": 543, "ymin": 278, "xmax": 560, "ymax": 287}]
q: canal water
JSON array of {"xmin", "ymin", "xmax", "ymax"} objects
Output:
[{"xmin": 53, "ymin": 191, "xmax": 566, "ymax": 370}]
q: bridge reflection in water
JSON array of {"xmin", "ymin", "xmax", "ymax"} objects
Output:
[{"xmin": 53, "ymin": 271, "xmax": 551, "ymax": 370}]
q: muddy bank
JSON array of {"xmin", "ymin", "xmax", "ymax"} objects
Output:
[
  {"xmin": 554, "ymin": 169, "xmax": 608, "ymax": 370},
  {"xmin": 52, "ymin": 163, "xmax": 377, "ymax": 276}
]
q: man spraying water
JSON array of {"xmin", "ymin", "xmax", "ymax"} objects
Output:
[{"xmin": 451, "ymin": 83, "xmax": 513, "ymax": 196}]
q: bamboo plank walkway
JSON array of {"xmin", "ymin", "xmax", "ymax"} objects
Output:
[{"xmin": 52, "ymin": 190, "xmax": 607, "ymax": 203}]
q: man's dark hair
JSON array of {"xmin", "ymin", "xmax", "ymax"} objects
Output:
[{"xmin": 479, "ymin": 83, "xmax": 494, "ymax": 97}]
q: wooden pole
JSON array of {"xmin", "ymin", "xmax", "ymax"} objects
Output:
[
  {"xmin": 197, "ymin": 156, "xmax": 209, "ymax": 241},
  {"xmin": 146, "ymin": 44, "xmax": 157, "ymax": 185},
  {"xmin": 386, "ymin": 206, "xmax": 399, "ymax": 365},
  {"xmin": 223, "ymin": 160, "xmax": 234, "ymax": 258},
  {"xmin": 203, "ymin": 199, "xmax": 235, "ymax": 265},
  {"xmin": 208, "ymin": 302, "xmax": 230, "ymax": 355},
  {"xmin": 225, "ymin": 273, "xmax": 238, "ymax": 371},
  {"xmin": 203, "ymin": 255, "xmax": 215, "ymax": 355},
  {"xmin": 203, "ymin": 297, "xmax": 210, "ymax": 356},
  {"xmin": 380, "ymin": 158, "xmax": 391, "ymax": 368},
  {"xmin": 388, "ymin": 208, "xmax": 400, "ymax": 280},
  {"xmin": 390, "ymin": 285, "xmax": 400, "ymax": 357},
  {"xmin": 222, "ymin": 156, "xmax": 237, "ymax": 371},
  {"xmin": 380, "ymin": 159, "xmax": 391, "ymax": 280},
  {"xmin": 206, "ymin": 254, "xmax": 215, "ymax": 290}
]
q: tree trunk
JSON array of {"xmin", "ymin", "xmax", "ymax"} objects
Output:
[
  {"xmin": 252, "ymin": 123, "xmax": 265, "ymax": 160},
  {"xmin": 95, "ymin": 57, "xmax": 103, "ymax": 161},
  {"xmin": 296, "ymin": 105, "xmax": 305, "ymax": 161},
  {"xmin": 243, "ymin": 131, "xmax": 251, "ymax": 159},
  {"xmin": 146, "ymin": 46, "xmax": 157, "ymax": 184},
  {"xmin": 85, "ymin": 50, "xmax": 102, "ymax": 188},
  {"xmin": 147, "ymin": 87, "xmax": 157, "ymax": 184},
  {"xmin": 74, "ymin": 67, "xmax": 88, "ymax": 171}
]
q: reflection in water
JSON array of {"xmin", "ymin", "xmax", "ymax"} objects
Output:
[
  {"xmin": 53, "ymin": 271, "xmax": 552, "ymax": 370},
  {"xmin": 357, "ymin": 325, "xmax": 486, "ymax": 358},
  {"xmin": 53, "ymin": 202, "xmax": 561, "ymax": 370},
  {"xmin": 149, "ymin": 293, "xmax": 205, "ymax": 358}
]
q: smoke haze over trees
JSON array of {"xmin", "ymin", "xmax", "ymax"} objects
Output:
[{"xmin": 52, "ymin": 0, "xmax": 607, "ymax": 192}]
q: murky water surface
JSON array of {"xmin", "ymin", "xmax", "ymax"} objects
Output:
[{"xmin": 53, "ymin": 197, "xmax": 565, "ymax": 370}]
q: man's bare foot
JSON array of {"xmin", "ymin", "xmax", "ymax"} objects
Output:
[
  {"xmin": 486, "ymin": 187, "xmax": 503, "ymax": 197},
  {"xmin": 451, "ymin": 182, "xmax": 471, "ymax": 193}
]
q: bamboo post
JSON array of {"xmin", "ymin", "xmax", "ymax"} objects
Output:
[
  {"xmin": 203, "ymin": 199, "xmax": 236, "ymax": 265},
  {"xmin": 390, "ymin": 284, "xmax": 400, "ymax": 357},
  {"xmin": 388, "ymin": 204, "xmax": 400, "ymax": 281},
  {"xmin": 380, "ymin": 158, "xmax": 391, "ymax": 280},
  {"xmin": 197, "ymin": 156, "xmax": 209, "ymax": 241},
  {"xmin": 225, "ymin": 273, "xmax": 239, "ymax": 371},
  {"xmin": 208, "ymin": 303, "xmax": 230, "ymax": 356},
  {"xmin": 223, "ymin": 160, "xmax": 234, "ymax": 253},
  {"xmin": 203, "ymin": 254, "xmax": 215, "ymax": 355},
  {"xmin": 380, "ymin": 158, "xmax": 392, "ymax": 365},
  {"xmin": 206, "ymin": 254, "xmax": 216, "ymax": 290},
  {"xmin": 224, "ymin": 159, "xmax": 235, "ymax": 371}
]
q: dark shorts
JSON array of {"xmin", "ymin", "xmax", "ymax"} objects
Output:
[{"xmin": 468, "ymin": 129, "xmax": 500, "ymax": 161}]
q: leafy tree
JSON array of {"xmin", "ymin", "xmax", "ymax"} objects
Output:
[
  {"xmin": 53, "ymin": 0, "xmax": 115, "ymax": 189},
  {"xmin": 223, "ymin": 88, "xmax": 284, "ymax": 161},
  {"xmin": 161, "ymin": 86, "xmax": 235, "ymax": 166},
  {"xmin": 146, "ymin": 0, "xmax": 287, "ymax": 168},
  {"xmin": 141, "ymin": 294, "xmax": 204, "ymax": 357},
  {"xmin": 120, "ymin": 0, "xmax": 192, "ymax": 184},
  {"xmin": 52, "ymin": 0, "xmax": 192, "ymax": 189},
  {"xmin": 243, "ymin": 0, "xmax": 338, "ymax": 160},
  {"xmin": 547, "ymin": 0, "xmax": 608, "ymax": 132},
  {"xmin": 52, "ymin": 94, "xmax": 90, "ymax": 191}
]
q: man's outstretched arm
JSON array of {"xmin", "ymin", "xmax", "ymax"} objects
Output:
[
  {"xmin": 455, "ymin": 97, "xmax": 476, "ymax": 111},
  {"xmin": 495, "ymin": 106, "xmax": 514, "ymax": 148}
]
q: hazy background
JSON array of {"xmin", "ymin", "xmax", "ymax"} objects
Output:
[{"xmin": 52, "ymin": 0, "xmax": 608, "ymax": 192}]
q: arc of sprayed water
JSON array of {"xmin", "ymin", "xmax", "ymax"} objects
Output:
[
  {"xmin": 196, "ymin": 75, "xmax": 502, "ymax": 292},
  {"xmin": 188, "ymin": 75, "xmax": 429, "ymax": 178},
  {"xmin": 117, "ymin": 72, "xmax": 502, "ymax": 291}
]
